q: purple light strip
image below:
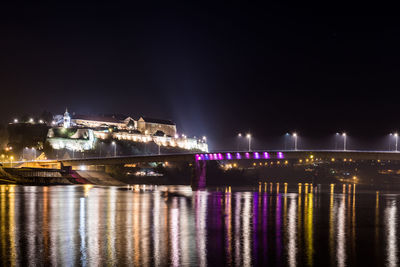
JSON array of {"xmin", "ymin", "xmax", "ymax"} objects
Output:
[{"xmin": 197, "ymin": 151, "xmax": 282, "ymax": 161}]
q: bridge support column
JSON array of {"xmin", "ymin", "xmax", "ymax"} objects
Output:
[{"xmin": 192, "ymin": 160, "xmax": 207, "ymax": 190}]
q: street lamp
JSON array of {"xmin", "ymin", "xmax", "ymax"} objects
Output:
[
  {"xmin": 237, "ymin": 133, "xmax": 242, "ymax": 151},
  {"xmin": 246, "ymin": 133, "xmax": 251, "ymax": 152},
  {"xmin": 13, "ymin": 119, "xmax": 18, "ymax": 123},
  {"xmin": 395, "ymin": 133, "xmax": 399, "ymax": 152},
  {"xmin": 342, "ymin": 133, "xmax": 347, "ymax": 151},
  {"xmin": 335, "ymin": 133, "xmax": 340, "ymax": 150},
  {"xmin": 112, "ymin": 141, "xmax": 117, "ymax": 157},
  {"xmin": 32, "ymin": 147, "xmax": 36, "ymax": 160},
  {"xmin": 22, "ymin": 147, "xmax": 28, "ymax": 160},
  {"xmin": 292, "ymin": 133, "xmax": 298, "ymax": 151},
  {"xmin": 284, "ymin": 133, "xmax": 290, "ymax": 150}
]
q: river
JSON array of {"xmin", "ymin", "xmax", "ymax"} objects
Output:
[{"xmin": 0, "ymin": 185, "xmax": 397, "ymax": 266}]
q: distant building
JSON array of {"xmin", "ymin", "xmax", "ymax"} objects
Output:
[
  {"xmin": 63, "ymin": 109, "xmax": 71, "ymax": 128},
  {"xmin": 53, "ymin": 110, "xmax": 176, "ymax": 136},
  {"xmin": 49, "ymin": 109, "xmax": 207, "ymax": 152},
  {"xmin": 72, "ymin": 114, "xmax": 135, "ymax": 130},
  {"xmin": 47, "ymin": 128, "xmax": 96, "ymax": 151},
  {"xmin": 137, "ymin": 117, "xmax": 177, "ymax": 137}
]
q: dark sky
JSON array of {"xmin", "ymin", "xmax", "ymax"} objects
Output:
[{"xmin": 1, "ymin": 2, "xmax": 400, "ymax": 150}]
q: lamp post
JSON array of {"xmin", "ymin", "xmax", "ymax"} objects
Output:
[
  {"xmin": 335, "ymin": 133, "xmax": 339, "ymax": 150},
  {"xmin": 284, "ymin": 133, "xmax": 290, "ymax": 150},
  {"xmin": 246, "ymin": 133, "xmax": 251, "ymax": 152},
  {"xmin": 342, "ymin": 133, "xmax": 347, "ymax": 151},
  {"xmin": 293, "ymin": 133, "xmax": 298, "ymax": 151},
  {"xmin": 22, "ymin": 147, "xmax": 28, "ymax": 160},
  {"xmin": 395, "ymin": 133, "xmax": 399, "ymax": 152},
  {"xmin": 10, "ymin": 156, "xmax": 14, "ymax": 168},
  {"xmin": 237, "ymin": 133, "xmax": 242, "ymax": 151},
  {"xmin": 32, "ymin": 147, "xmax": 36, "ymax": 160},
  {"xmin": 112, "ymin": 141, "xmax": 117, "ymax": 157}
]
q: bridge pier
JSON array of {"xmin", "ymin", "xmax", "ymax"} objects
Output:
[{"xmin": 191, "ymin": 160, "xmax": 207, "ymax": 190}]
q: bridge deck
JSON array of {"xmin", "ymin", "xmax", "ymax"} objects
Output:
[
  {"xmin": 7, "ymin": 151, "xmax": 400, "ymax": 168},
  {"xmin": 55, "ymin": 150, "xmax": 400, "ymax": 166}
]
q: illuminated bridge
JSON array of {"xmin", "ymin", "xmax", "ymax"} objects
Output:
[
  {"xmin": 11, "ymin": 150, "xmax": 400, "ymax": 189},
  {"xmin": 57, "ymin": 150, "xmax": 400, "ymax": 166},
  {"xmin": 14, "ymin": 150, "xmax": 400, "ymax": 169}
]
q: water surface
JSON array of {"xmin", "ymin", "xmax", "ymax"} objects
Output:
[{"xmin": 0, "ymin": 185, "xmax": 397, "ymax": 266}]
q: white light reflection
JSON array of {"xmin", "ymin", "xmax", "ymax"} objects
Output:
[
  {"xmin": 179, "ymin": 198, "xmax": 191, "ymax": 266},
  {"xmin": 224, "ymin": 191, "xmax": 232, "ymax": 265},
  {"xmin": 170, "ymin": 198, "xmax": 180, "ymax": 267},
  {"xmin": 153, "ymin": 191, "xmax": 161, "ymax": 267},
  {"xmin": 287, "ymin": 196, "xmax": 297, "ymax": 267},
  {"xmin": 79, "ymin": 198, "xmax": 87, "ymax": 265},
  {"xmin": 107, "ymin": 188, "xmax": 117, "ymax": 264},
  {"xmin": 337, "ymin": 195, "xmax": 346, "ymax": 267},
  {"xmin": 195, "ymin": 191, "xmax": 208, "ymax": 267},
  {"xmin": 385, "ymin": 199, "xmax": 398, "ymax": 267},
  {"xmin": 242, "ymin": 192, "xmax": 252, "ymax": 267},
  {"xmin": 87, "ymin": 188, "xmax": 100, "ymax": 266},
  {"xmin": 234, "ymin": 192, "xmax": 242, "ymax": 266},
  {"xmin": 141, "ymin": 193, "xmax": 150, "ymax": 266},
  {"xmin": 26, "ymin": 187, "xmax": 37, "ymax": 265}
]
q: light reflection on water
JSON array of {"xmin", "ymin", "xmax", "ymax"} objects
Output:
[{"xmin": 0, "ymin": 185, "xmax": 399, "ymax": 266}]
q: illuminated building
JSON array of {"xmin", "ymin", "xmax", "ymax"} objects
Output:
[
  {"xmin": 137, "ymin": 117, "xmax": 177, "ymax": 137},
  {"xmin": 47, "ymin": 128, "xmax": 96, "ymax": 151},
  {"xmin": 63, "ymin": 108, "xmax": 71, "ymax": 128},
  {"xmin": 49, "ymin": 109, "xmax": 208, "ymax": 152}
]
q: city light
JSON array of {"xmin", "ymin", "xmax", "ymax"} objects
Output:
[
  {"xmin": 236, "ymin": 133, "xmax": 242, "ymax": 151},
  {"xmin": 246, "ymin": 133, "xmax": 251, "ymax": 151},
  {"xmin": 112, "ymin": 141, "xmax": 117, "ymax": 157},
  {"xmin": 391, "ymin": 132, "xmax": 399, "ymax": 152},
  {"xmin": 13, "ymin": 118, "xmax": 18, "ymax": 123},
  {"xmin": 342, "ymin": 132, "xmax": 347, "ymax": 151},
  {"xmin": 292, "ymin": 133, "xmax": 298, "ymax": 150}
]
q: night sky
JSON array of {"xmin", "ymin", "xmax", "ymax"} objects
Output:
[{"xmin": 1, "ymin": 3, "xmax": 400, "ymax": 150}]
